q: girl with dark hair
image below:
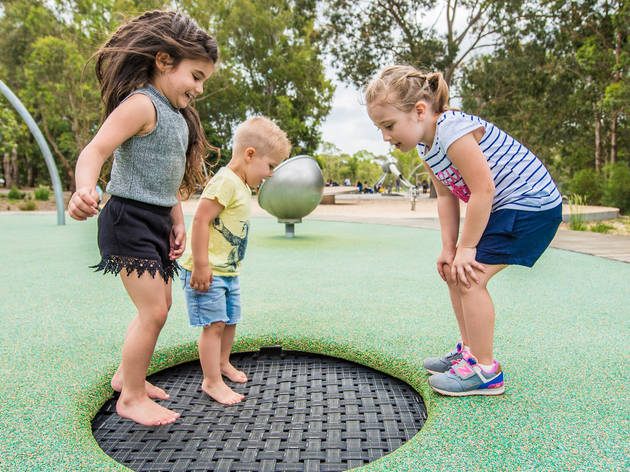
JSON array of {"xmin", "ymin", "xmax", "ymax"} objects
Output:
[{"xmin": 68, "ymin": 10, "xmax": 218, "ymax": 426}]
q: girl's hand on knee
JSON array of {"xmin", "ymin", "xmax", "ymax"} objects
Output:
[
  {"xmin": 451, "ymin": 246, "xmax": 486, "ymax": 288},
  {"xmin": 68, "ymin": 187, "xmax": 100, "ymax": 220},
  {"xmin": 436, "ymin": 248, "xmax": 456, "ymax": 282}
]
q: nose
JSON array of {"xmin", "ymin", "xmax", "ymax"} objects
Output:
[
  {"xmin": 195, "ymin": 81, "xmax": 203, "ymax": 95},
  {"xmin": 381, "ymin": 129, "xmax": 391, "ymax": 142}
]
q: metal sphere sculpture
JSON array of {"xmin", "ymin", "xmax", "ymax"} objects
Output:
[{"xmin": 257, "ymin": 155, "xmax": 324, "ymax": 237}]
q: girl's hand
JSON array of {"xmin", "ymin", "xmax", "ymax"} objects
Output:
[
  {"xmin": 169, "ymin": 223, "xmax": 186, "ymax": 260},
  {"xmin": 67, "ymin": 187, "xmax": 100, "ymax": 220},
  {"xmin": 450, "ymin": 246, "xmax": 486, "ymax": 288},
  {"xmin": 436, "ymin": 247, "xmax": 456, "ymax": 282},
  {"xmin": 190, "ymin": 266, "xmax": 213, "ymax": 292}
]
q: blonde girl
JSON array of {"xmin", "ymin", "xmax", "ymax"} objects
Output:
[{"xmin": 365, "ymin": 65, "xmax": 562, "ymax": 396}]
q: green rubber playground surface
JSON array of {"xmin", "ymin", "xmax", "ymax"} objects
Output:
[{"xmin": 1, "ymin": 213, "xmax": 628, "ymax": 471}]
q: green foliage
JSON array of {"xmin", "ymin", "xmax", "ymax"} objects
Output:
[
  {"xmin": 8, "ymin": 186, "xmax": 24, "ymax": 199},
  {"xmin": 590, "ymin": 222, "xmax": 612, "ymax": 233},
  {"xmin": 568, "ymin": 168, "xmax": 604, "ymax": 205},
  {"xmin": 315, "ymin": 145, "xmax": 383, "ymax": 185},
  {"xmin": 33, "ymin": 185, "xmax": 50, "ymax": 201},
  {"xmin": 602, "ymin": 162, "xmax": 630, "ymax": 214},
  {"xmin": 18, "ymin": 200, "xmax": 37, "ymax": 211},
  {"xmin": 568, "ymin": 194, "xmax": 586, "ymax": 231},
  {"xmin": 188, "ymin": 0, "xmax": 334, "ymax": 157}
]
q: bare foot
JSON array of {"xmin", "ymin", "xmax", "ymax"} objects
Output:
[
  {"xmin": 111, "ymin": 374, "xmax": 170, "ymax": 400},
  {"xmin": 116, "ymin": 395, "xmax": 180, "ymax": 426},
  {"xmin": 202, "ymin": 378, "xmax": 245, "ymax": 405},
  {"xmin": 221, "ymin": 363, "xmax": 248, "ymax": 383}
]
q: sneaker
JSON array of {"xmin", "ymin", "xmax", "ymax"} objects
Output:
[
  {"xmin": 423, "ymin": 343, "xmax": 465, "ymax": 375},
  {"xmin": 428, "ymin": 351, "xmax": 505, "ymax": 396}
]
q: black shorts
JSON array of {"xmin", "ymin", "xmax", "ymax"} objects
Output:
[{"xmin": 92, "ymin": 196, "xmax": 179, "ymax": 282}]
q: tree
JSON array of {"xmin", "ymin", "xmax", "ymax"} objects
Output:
[
  {"xmin": 322, "ymin": 0, "xmax": 524, "ymax": 88},
  {"xmin": 181, "ymin": 0, "xmax": 335, "ymax": 160},
  {"xmin": 23, "ymin": 36, "xmax": 101, "ymax": 190}
]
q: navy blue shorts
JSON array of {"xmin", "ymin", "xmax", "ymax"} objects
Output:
[{"xmin": 476, "ymin": 204, "xmax": 562, "ymax": 267}]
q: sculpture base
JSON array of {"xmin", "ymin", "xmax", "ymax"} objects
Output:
[{"xmin": 278, "ymin": 218, "xmax": 302, "ymax": 238}]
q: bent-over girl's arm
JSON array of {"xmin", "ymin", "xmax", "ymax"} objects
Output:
[
  {"xmin": 446, "ymin": 132, "xmax": 494, "ymax": 286},
  {"xmin": 424, "ymin": 162, "xmax": 460, "ymax": 282}
]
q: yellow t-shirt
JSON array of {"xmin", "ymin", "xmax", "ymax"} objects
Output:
[{"xmin": 180, "ymin": 167, "xmax": 251, "ymax": 276}]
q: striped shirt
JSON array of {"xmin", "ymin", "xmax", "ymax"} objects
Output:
[{"xmin": 418, "ymin": 111, "xmax": 561, "ymax": 212}]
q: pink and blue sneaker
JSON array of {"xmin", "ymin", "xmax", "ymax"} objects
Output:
[
  {"xmin": 428, "ymin": 351, "xmax": 505, "ymax": 396},
  {"xmin": 423, "ymin": 343, "xmax": 465, "ymax": 375}
]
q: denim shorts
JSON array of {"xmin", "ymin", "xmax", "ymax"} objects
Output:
[
  {"xmin": 476, "ymin": 204, "xmax": 562, "ymax": 267},
  {"xmin": 180, "ymin": 269, "xmax": 242, "ymax": 327}
]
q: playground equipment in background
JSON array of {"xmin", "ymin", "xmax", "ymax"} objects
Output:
[
  {"xmin": 374, "ymin": 158, "xmax": 429, "ymax": 210},
  {"xmin": 0, "ymin": 80, "xmax": 65, "ymax": 224},
  {"xmin": 257, "ymin": 155, "xmax": 324, "ymax": 237}
]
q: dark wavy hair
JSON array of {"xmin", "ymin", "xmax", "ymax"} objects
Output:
[{"xmin": 90, "ymin": 10, "xmax": 219, "ymax": 199}]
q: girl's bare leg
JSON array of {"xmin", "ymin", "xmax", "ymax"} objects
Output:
[
  {"xmin": 115, "ymin": 271, "xmax": 179, "ymax": 426},
  {"xmin": 444, "ymin": 269, "xmax": 469, "ymax": 347},
  {"xmin": 220, "ymin": 324, "xmax": 247, "ymax": 383},
  {"xmin": 198, "ymin": 322, "xmax": 244, "ymax": 405},
  {"xmin": 451, "ymin": 264, "xmax": 507, "ymax": 365}
]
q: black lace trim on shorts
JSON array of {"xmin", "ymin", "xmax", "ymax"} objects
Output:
[{"xmin": 91, "ymin": 255, "xmax": 179, "ymax": 282}]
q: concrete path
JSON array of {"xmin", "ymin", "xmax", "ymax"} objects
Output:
[{"xmin": 182, "ymin": 196, "xmax": 629, "ymax": 263}]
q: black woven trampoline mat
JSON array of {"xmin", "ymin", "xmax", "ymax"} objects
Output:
[{"xmin": 92, "ymin": 348, "xmax": 427, "ymax": 472}]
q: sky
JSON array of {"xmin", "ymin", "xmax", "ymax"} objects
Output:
[{"xmin": 319, "ymin": 82, "xmax": 391, "ymax": 157}]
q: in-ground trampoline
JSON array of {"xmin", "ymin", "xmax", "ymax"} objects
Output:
[{"xmin": 92, "ymin": 348, "xmax": 427, "ymax": 472}]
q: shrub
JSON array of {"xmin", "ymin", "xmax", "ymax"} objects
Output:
[
  {"xmin": 33, "ymin": 185, "xmax": 50, "ymax": 201},
  {"xmin": 602, "ymin": 162, "xmax": 630, "ymax": 214},
  {"xmin": 568, "ymin": 194, "xmax": 587, "ymax": 231},
  {"xmin": 19, "ymin": 200, "xmax": 36, "ymax": 211},
  {"xmin": 8, "ymin": 186, "xmax": 24, "ymax": 200},
  {"xmin": 590, "ymin": 222, "xmax": 613, "ymax": 233},
  {"xmin": 568, "ymin": 168, "xmax": 604, "ymax": 205}
]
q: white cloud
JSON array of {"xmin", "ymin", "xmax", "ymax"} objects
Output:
[{"xmin": 319, "ymin": 83, "xmax": 391, "ymax": 157}]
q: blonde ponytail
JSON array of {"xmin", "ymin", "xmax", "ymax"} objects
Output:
[{"xmin": 365, "ymin": 65, "xmax": 453, "ymax": 114}]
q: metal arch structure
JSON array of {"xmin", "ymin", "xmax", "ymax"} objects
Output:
[{"xmin": 0, "ymin": 80, "xmax": 65, "ymax": 225}]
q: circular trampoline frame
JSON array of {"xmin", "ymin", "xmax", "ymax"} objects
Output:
[{"xmin": 92, "ymin": 347, "xmax": 427, "ymax": 472}]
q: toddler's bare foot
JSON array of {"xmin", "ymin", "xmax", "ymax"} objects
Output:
[
  {"xmin": 221, "ymin": 363, "xmax": 248, "ymax": 383},
  {"xmin": 202, "ymin": 378, "xmax": 245, "ymax": 405},
  {"xmin": 116, "ymin": 395, "xmax": 179, "ymax": 426},
  {"xmin": 111, "ymin": 374, "xmax": 169, "ymax": 400}
]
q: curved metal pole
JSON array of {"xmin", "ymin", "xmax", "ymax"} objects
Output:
[{"xmin": 0, "ymin": 80, "xmax": 65, "ymax": 225}]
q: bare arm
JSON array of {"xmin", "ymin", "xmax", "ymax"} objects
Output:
[
  {"xmin": 169, "ymin": 201, "xmax": 186, "ymax": 260},
  {"xmin": 424, "ymin": 162, "xmax": 460, "ymax": 282},
  {"xmin": 67, "ymin": 94, "xmax": 156, "ymax": 220},
  {"xmin": 189, "ymin": 198, "xmax": 225, "ymax": 292},
  {"xmin": 446, "ymin": 132, "xmax": 495, "ymax": 286}
]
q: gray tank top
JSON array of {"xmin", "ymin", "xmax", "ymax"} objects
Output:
[{"xmin": 106, "ymin": 84, "xmax": 188, "ymax": 207}]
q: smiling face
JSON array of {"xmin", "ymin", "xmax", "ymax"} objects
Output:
[{"xmin": 153, "ymin": 54, "xmax": 215, "ymax": 108}]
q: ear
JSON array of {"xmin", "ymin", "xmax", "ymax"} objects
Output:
[
  {"xmin": 155, "ymin": 52, "xmax": 173, "ymax": 72},
  {"xmin": 414, "ymin": 101, "xmax": 427, "ymax": 120},
  {"xmin": 244, "ymin": 147, "xmax": 256, "ymax": 161}
]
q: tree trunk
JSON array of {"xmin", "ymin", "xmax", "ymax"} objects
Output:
[
  {"xmin": 3, "ymin": 152, "xmax": 12, "ymax": 187},
  {"xmin": 26, "ymin": 153, "xmax": 34, "ymax": 187},
  {"xmin": 10, "ymin": 148, "xmax": 18, "ymax": 185},
  {"xmin": 41, "ymin": 115, "xmax": 75, "ymax": 191},
  {"xmin": 610, "ymin": 111, "xmax": 617, "ymax": 165},
  {"xmin": 594, "ymin": 105, "xmax": 601, "ymax": 173}
]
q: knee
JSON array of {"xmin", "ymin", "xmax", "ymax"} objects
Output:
[
  {"xmin": 145, "ymin": 306, "xmax": 169, "ymax": 329},
  {"xmin": 205, "ymin": 321, "xmax": 226, "ymax": 332}
]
